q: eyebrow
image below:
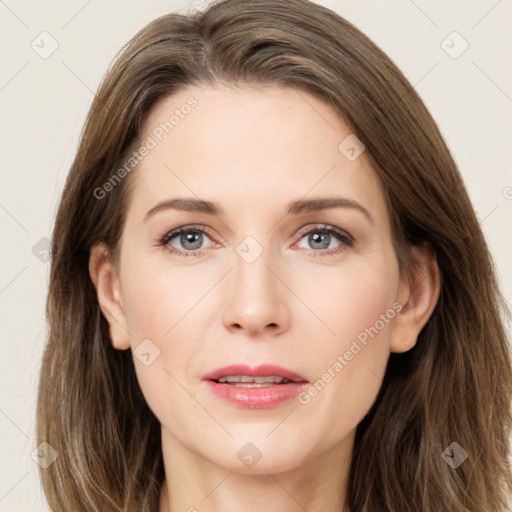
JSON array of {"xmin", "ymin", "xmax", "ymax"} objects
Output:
[{"xmin": 144, "ymin": 197, "xmax": 374, "ymax": 224}]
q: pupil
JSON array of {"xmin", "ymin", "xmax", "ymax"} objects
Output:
[
  {"xmin": 182, "ymin": 231, "xmax": 202, "ymax": 250},
  {"xmin": 310, "ymin": 232, "xmax": 329, "ymax": 249}
]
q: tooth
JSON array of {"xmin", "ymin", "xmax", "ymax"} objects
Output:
[
  {"xmin": 232, "ymin": 383, "xmax": 279, "ymax": 388},
  {"xmin": 216, "ymin": 375, "xmax": 291, "ymax": 384},
  {"xmin": 253, "ymin": 376, "xmax": 278, "ymax": 383}
]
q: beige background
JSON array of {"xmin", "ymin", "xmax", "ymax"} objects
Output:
[{"xmin": 0, "ymin": 0, "xmax": 511, "ymax": 509}]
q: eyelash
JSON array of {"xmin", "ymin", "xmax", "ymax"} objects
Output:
[{"xmin": 157, "ymin": 223, "xmax": 354, "ymax": 258}]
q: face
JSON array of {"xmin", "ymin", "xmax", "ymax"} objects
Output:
[{"xmin": 94, "ymin": 83, "xmax": 423, "ymax": 474}]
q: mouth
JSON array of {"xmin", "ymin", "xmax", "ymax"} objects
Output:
[{"xmin": 201, "ymin": 364, "xmax": 309, "ymax": 409}]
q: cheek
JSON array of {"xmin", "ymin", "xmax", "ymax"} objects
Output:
[
  {"xmin": 121, "ymin": 262, "xmax": 200, "ymax": 429},
  {"xmin": 295, "ymin": 255, "xmax": 398, "ymax": 426},
  {"xmin": 119, "ymin": 255, "xmax": 211, "ymax": 419},
  {"xmin": 120, "ymin": 255, "xmax": 198, "ymax": 342},
  {"xmin": 122, "ymin": 277, "xmax": 201, "ymax": 389},
  {"xmin": 296, "ymin": 252, "xmax": 399, "ymax": 343}
]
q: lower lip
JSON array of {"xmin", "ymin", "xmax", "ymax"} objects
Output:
[{"xmin": 203, "ymin": 380, "xmax": 308, "ymax": 409}]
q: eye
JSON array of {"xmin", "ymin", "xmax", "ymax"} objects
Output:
[
  {"xmin": 158, "ymin": 223, "xmax": 354, "ymax": 258},
  {"xmin": 158, "ymin": 225, "xmax": 217, "ymax": 257},
  {"xmin": 294, "ymin": 224, "xmax": 354, "ymax": 256}
]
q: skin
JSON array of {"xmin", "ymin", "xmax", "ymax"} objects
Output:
[{"xmin": 89, "ymin": 83, "xmax": 440, "ymax": 512}]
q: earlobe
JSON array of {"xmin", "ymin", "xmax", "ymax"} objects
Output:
[
  {"xmin": 89, "ymin": 243, "xmax": 131, "ymax": 351},
  {"xmin": 390, "ymin": 244, "xmax": 441, "ymax": 353}
]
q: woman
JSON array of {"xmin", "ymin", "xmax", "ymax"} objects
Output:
[{"xmin": 36, "ymin": 0, "xmax": 512, "ymax": 510}]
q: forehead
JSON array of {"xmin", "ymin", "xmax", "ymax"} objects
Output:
[{"xmin": 127, "ymin": 83, "xmax": 388, "ymax": 228}]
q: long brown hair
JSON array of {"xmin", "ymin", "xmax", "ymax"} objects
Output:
[{"xmin": 36, "ymin": 0, "xmax": 512, "ymax": 510}]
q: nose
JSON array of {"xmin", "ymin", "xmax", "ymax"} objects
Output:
[{"xmin": 222, "ymin": 242, "xmax": 291, "ymax": 337}]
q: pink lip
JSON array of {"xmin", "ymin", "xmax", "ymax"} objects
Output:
[{"xmin": 202, "ymin": 364, "xmax": 309, "ymax": 409}]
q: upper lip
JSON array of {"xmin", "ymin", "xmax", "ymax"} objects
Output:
[{"xmin": 202, "ymin": 364, "xmax": 309, "ymax": 383}]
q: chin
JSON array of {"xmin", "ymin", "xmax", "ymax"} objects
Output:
[{"xmin": 203, "ymin": 436, "xmax": 313, "ymax": 475}]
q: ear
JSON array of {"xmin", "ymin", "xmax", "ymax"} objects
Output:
[
  {"xmin": 89, "ymin": 243, "xmax": 131, "ymax": 350},
  {"xmin": 390, "ymin": 244, "xmax": 440, "ymax": 353}
]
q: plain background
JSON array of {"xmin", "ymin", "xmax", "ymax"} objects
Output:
[{"xmin": 0, "ymin": 0, "xmax": 511, "ymax": 509}]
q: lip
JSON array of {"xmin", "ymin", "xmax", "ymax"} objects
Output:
[{"xmin": 201, "ymin": 364, "xmax": 309, "ymax": 409}]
